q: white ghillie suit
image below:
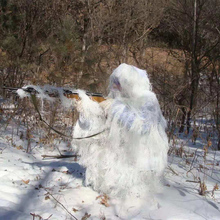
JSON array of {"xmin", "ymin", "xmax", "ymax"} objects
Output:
[{"xmin": 72, "ymin": 63, "xmax": 168, "ymax": 200}]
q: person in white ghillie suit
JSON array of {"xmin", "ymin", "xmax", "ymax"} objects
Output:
[{"xmin": 72, "ymin": 63, "xmax": 168, "ymax": 216}]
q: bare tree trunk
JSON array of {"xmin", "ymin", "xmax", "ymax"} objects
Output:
[
  {"xmin": 215, "ymin": 62, "xmax": 220, "ymax": 150},
  {"xmin": 179, "ymin": 107, "xmax": 187, "ymax": 133},
  {"xmin": 186, "ymin": 0, "xmax": 198, "ymax": 134},
  {"xmin": 216, "ymin": 91, "xmax": 220, "ymax": 150}
]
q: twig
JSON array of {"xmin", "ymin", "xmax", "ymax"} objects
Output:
[
  {"xmin": 167, "ymin": 165, "xmax": 179, "ymax": 176},
  {"xmin": 0, "ymin": 146, "xmax": 7, "ymax": 154},
  {"xmin": 189, "ymin": 149, "xmax": 199, "ymax": 171},
  {"xmin": 30, "ymin": 213, "xmax": 53, "ymax": 220},
  {"xmin": 44, "ymin": 189, "xmax": 78, "ymax": 220},
  {"xmin": 216, "ymin": 27, "xmax": 220, "ymax": 35}
]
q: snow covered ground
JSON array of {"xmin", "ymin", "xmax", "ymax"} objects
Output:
[{"xmin": 0, "ymin": 123, "xmax": 220, "ymax": 220}]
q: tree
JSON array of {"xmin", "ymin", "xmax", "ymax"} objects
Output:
[
  {"xmin": 0, "ymin": 0, "xmax": 59, "ymax": 87},
  {"xmin": 157, "ymin": 0, "xmax": 220, "ymax": 133},
  {"xmin": 95, "ymin": 0, "xmax": 166, "ymax": 63}
]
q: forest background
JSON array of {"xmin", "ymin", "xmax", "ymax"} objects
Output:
[{"xmin": 0, "ymin": 0, "xmax": 220, "ymax": 150}]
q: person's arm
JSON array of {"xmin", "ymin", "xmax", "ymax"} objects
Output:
[
  {"xmin": 110, "ymin": 98, "xmax": 158, "ymax": 134},
  {"xmin": 74, "ymin": 91, "xmax": 106, "ymax": 131}
]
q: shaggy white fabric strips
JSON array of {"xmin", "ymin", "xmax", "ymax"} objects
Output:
[
  {"xmin": 17, "ymin": 85, "xmax": 76, "ymax": 108},
  {"xmin": 72, "ymin": 64, "xmax": 169, "ymax": 202}
]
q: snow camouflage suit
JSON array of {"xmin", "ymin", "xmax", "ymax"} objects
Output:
[{"xmin": 72, "ymin": 63, "xmax": 169, "ymax": 198}]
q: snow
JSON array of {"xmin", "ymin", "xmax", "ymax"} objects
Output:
[{"xmin": 0, "ymin": 124, "xmax": 220, "ymax": 220}]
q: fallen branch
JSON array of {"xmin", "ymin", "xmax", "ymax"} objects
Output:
[
  {"xmin": 41, "ymin": 154, "xmax": 78, "ymax": 159},
  {"xmin": 186, "ymin": 180, "xmax": 200, "ymax": 183}
]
